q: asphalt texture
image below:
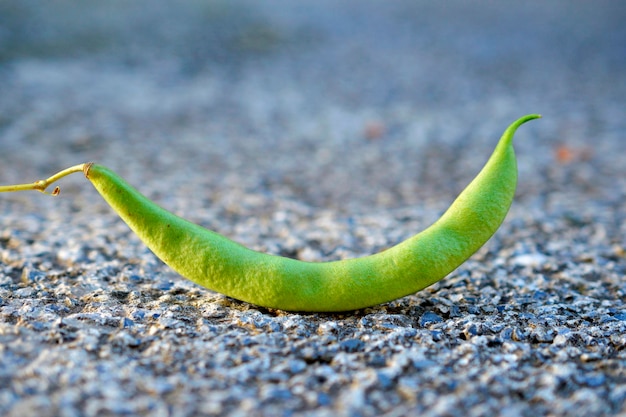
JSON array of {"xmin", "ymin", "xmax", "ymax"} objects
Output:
[{"xmin": 1, "ymin": 1, "xmax": 625, "ymax": 416}]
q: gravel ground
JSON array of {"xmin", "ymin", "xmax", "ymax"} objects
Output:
[{"xmin": 1, "ymin": 1, "xmax": 626, "ymax": 416}]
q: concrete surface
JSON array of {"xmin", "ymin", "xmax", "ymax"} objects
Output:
[{"xmin": 1, "ymin": 1, "xmax": 625, "ymax": 416}]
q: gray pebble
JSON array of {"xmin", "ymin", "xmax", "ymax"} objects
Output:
[{"xmin": 419, "ymin": 312, "xmax": 444, "ymax": 327}]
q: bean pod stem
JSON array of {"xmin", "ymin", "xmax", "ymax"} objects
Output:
[{"xmin": 0, "ymin": 115, "xmax": 540, "ymax": 312}]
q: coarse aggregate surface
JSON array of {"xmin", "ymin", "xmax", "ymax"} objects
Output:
[{"xmin": 1, "ymin": 1, "xmax": 625, "ymax": 416}]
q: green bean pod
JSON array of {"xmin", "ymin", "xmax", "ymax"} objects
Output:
[
  {"xmin": 83, "ymin": 114, "xmax": 539, "ymax": 311},
  {"xmin": 0, "ymin": 115, "xmax": 539, "ymax": 312}
]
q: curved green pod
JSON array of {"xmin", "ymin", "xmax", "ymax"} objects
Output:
[{"xmin": 1, "ymin": 115, "xmax": 540, "ymax": 312}]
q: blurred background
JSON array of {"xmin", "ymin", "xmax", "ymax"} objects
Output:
[{"xmin": 1, "ymin": 0, "xmax": 624, "ymax": 214}]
